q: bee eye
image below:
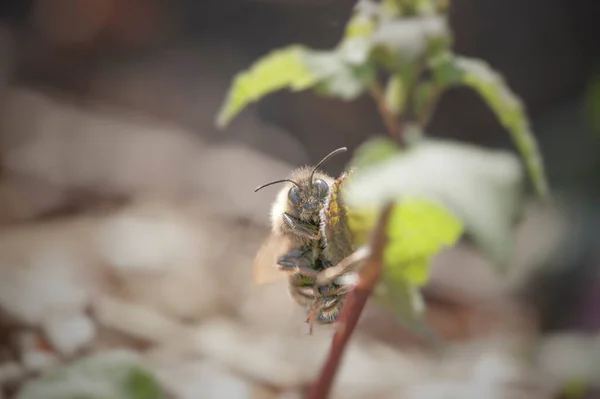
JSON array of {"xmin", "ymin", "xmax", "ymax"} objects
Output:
[
  {"xmin": 314, "ymin": 179, "xmax": 329, "ymax": 197},
  {"xmin": 288, "ymin": 186, "xmax": 301, "ymax": 205}
]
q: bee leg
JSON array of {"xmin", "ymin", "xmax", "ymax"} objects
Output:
[
  {"xmin": 317, "ymin": 283, "xmax": 355, "ymax": 297},
  {"xmin": 279, "ymin": 264, "xmax": 320, "ymax": 277},
  {"xmin": 282, "ymin": 213, "xmax": 319, "ymax": 239},
  {"xmin": 315, "ymin": 245, "xmax": 371, "ymax": 286},
  {"xmin": 277, "ymin": 249, "xmax": 320, "ymax": 277},
  {"xmin": 305, "ymin": 298, "xmax": 324, "ymax": 335},
  {"xmin": 278, "ymin": 248, "xmax": 314, "ymax": 266}
]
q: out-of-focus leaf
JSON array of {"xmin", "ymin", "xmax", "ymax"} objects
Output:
[
  {"xmin": 216, "ymin": 45, "xmax": 317, "ymax": 127},
  {"xmin": 432, "ymin": 53, "xmax": 549, "ymax": 199},
  {"xmin": 372, "ymin": 16, "xmax": 449, "ymax": 62},
  {"xmin": 338, "ymin": 37, "xmax": 373, "ymax": 66},
  {"xmin": 350, "ymin": 136, "xmax": 401, "ymax": 170},
  {"xmin": 125, "ymin": 368, "xmax": 163, "ymax": 399},
  {"xmin": 345, "ymin": 137, "xmax": 525, "ymax": 268},
  {"xmin": 562, "ymin": 379, "xmax": 589, "ymax": 399},
  {"xmin": 17, "ymin": 351, "xmax": 164, "ymax": 399},
  {"xmin": 413, "ymin": 80, "xmax": 439, "ymax": 125},
  {"xmin": 338, "ymin": 11, "xmax": 375, "ymax": 66},
  {"xmin": 384, "ymin": 74, "xmax": 406, "ymax": 115},
  {"xmin": 216, "ymin": 43, "xmax": 377, "ymax": 127},
  {"xmin": 305, "ymin": 52, "xmax": 375, "ymax": 100},
  {"xmin": 412, "ymin": 0, "xmax": 438, "ymax": 15},
  {"xmin": 381, "ymin": 0, "xmax": 439, "ymax": 17},
  {"xmin": 584, "ymin": 71, "xmax": 600, "ymax": 134},
  {"xmin": 381, "ymin": 0, "xmax": 403, "ymax": 18},
  {"xmin": 344, "ymin": 10, "xmax": 376, "ymax": 39}
]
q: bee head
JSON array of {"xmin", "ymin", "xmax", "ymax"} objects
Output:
[
  {"xmin": 255, "ymin": 147, "xmax": 347, "ymax": 222},
  {"xmin": 285, "ymin": 170, "xmax": 332, "ymax": 220}
]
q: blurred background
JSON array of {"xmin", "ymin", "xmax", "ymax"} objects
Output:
[{"xmin": 0, "ymin": 0, "xmax": 599, "ymax": 398}]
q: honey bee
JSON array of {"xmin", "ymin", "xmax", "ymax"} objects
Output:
[{"xmin": 253, "ymin": 147, "xmax": 360, "ymax": 329}]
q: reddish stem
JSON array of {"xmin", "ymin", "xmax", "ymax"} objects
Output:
[
  {"xmin": 369, "ymin": 83, "xmax": 402, "ymax": 141},
  {"xmin": 307, "ymin": 204, "xmax": 393, "ymax": 399}
]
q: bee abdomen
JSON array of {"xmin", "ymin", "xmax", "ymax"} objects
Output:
[
  {"xmin": 315, "ymin": 297, "xmax": 344, "ymax": 324},
  {"xmin": 288, "ymin": 272, "xmax": 345, "ymax": 325}
]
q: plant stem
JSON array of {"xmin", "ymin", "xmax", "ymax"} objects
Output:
[
  {"xmin": 369, "ymin": 82, "xmax": 403, "ymax": 143},
  {"xmin": 307, "ymin": 204, "xmax": 393, "ymax": 399}
]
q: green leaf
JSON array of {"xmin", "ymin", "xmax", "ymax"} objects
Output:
[
  {"xmin": 347, "ymin": 199, "xmax": 463, "ymax": 286},
  {"xmin": 413, "ymin": 80, "xmax": 439, "ymax": 125},
  {"xmin": 346, "ymin": 198, "xmax": 461, "ymax": 344},
  {"xmin": 216, "ymin": 45, "xmax": 318, "ymax": 128},
  {"xmin": 345, "ymin": 137, "xmax": 526, "ymax": 268},
  {"xmin": 350, "ymin": 136, "xmax": 401, "ymax": 170},
  {"xmin": 216, "ymin": 37, "xmax": 379, "ymax": 128},
  {"xmin": 344, "ymin": 10, "xmax": 376, "ymax": 39},
  {"xmin": 337, "ymin": 4, "xmax": 378, "ymax": 66},
  {"xmin": 305, "ymin": 52, "xmax": 375, "ymax": 100},
  {"xmin": 432, "ymin": 53, "xmax": 550, "ymax": 199},
  {"xmin": 584, "ymin": 71, "xmax": 600, "ymax": 134},
  {"xmin": 381, "ymin": 0, "xmax": 403, "ymax": 18},
  {"xmin": 17, "ymin": 351, "xmax": 164, "ymax": 399},
  {"xmin": 412, "ymin": 0, "xmax": 438, "ymax": 15},
  {"xmin": 383, "ymin": 199, "xmax": 463, "ymax": 286},
  {"xmin": 124, "ymin": 368, "xmax": 163, "ymax": 399},
  {"xmin": 562, "ymin": 379, "xmax": 589, "ymax": 399},
  {"xmin": 371, "ymin": 16, "xmax": 449, "ymax": 63},
  {"xmin": 384, "ymin": 74, "xmax": 406, "ymax": 115}
]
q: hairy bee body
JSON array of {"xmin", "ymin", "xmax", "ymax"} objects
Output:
[
  {"xmin": 253, "ymin": 148, "xmax": 356, "ymax": 327},
  {"xmin": 287, "ymin": 258, "xmax": 344, "ymax": 324}
]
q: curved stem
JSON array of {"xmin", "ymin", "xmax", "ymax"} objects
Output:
[
  {"xmin": 369, "ymin": 82, "xmax": 404, "ymax": 143},
  {"xmin": 307, "ymin": 204, "xmax": 393, "ymax": 399}
]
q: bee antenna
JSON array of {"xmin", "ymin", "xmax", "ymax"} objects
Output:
[
  {"xmin": 254, "ymin": 179, "xmax": 300, "ymax": 193},
  {"xmin": 309, "ymin": 147, "xmax": 347, "ymax": 184}
]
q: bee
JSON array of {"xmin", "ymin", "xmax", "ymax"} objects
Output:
[{"xmin": 253, "ymin": 147, "xmax": 360, "ymax": 330}]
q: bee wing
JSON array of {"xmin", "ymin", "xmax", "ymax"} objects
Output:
[{"xmin": 253, "ymin": 233, "xmax": 291, "ymax": 285}]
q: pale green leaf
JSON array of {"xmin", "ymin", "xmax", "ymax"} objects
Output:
[
  {"xmin": 337, "ymin": 37, "xmax": 373, "ymax": 66},
  {"xmin": 432, "ymin": 53, "xmax": 550, "ymax": 199},
  {"xmin": 346, "ymin": 197, "xmax": 460, "ymax": 345},
  {"xmin": 381, "ymin": 0, "xmax": 403, "ymax": 18},
  {"xmin": 348, "ymin": 198, "xmax": 463, "ymax": 285},
  {"xmin": 338, "ymin": 10, "xmax": 376, "ymax": 66},
  {"xmin": 345, "ymin": 137, "xmax": 526, "ymax": 268},
  {"xmin": 383, "ymin": 199, "xmax": 463, "ymax": 286},
  {"xmin": 343, "ymin": 10, "xmax": 376, "ymax": 40},
  {"xmin": 412, "ymin": 0, "xmax": 438, "ymax": 15},
  {"xmin": 350, "ymin": 136, "xmax": 401, "ymax": 170},
  {"xmin": 17, "ymin": 351, "xmax": 164, "ymax": 399},
  {"xmin": 304, "ymin": 52, "xmax": 375, "ymax": 100},
  {"xmin": 384, "ymin": 74, "xmax": 406, "ymax": 115},
  {"xmin": 216, "ymin": 45, "xmax": 317, "ymax": 128},
  {"xmin": 371, "ymin": 16, "xmax": 449, "ymax": 63},
  {"xmin": 413, "ymin": 80, "xmax": 439, "ymax": 125}
]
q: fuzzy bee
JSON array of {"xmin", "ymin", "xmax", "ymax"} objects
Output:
[{"xmin": 253, "ymin": 147, "xmax": 360, "ymax": 329}]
